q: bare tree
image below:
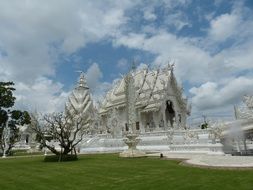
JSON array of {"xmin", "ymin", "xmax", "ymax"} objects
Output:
[{"xmin": 31, "ymin": 112, "xmax": 89, "ymax": 159}]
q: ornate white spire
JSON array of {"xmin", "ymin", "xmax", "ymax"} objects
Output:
[
  {"xmin": 131, "ymin": 60, "xmax": 137, "ymax": 71},
  {"xmin": 124, "ymin": 71, "xmax": 136, "ymax": 132},
  {"xmin": 77, "ymin": 72, "xmax": 89, "ymax": 89},
  {"xmin": 65, "ymin": 72, "xmax": 94, "ymax": 127},
  {"xmin": 120, "ymin": 68, "xmax": 146, "ymax": 157}
]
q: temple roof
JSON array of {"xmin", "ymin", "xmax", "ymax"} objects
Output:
[{"xmin": 99, "ymin": 66, "xmax": 187, "ymax": 114}]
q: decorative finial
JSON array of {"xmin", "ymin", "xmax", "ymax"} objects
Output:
[
  {"xmin": 234, "ymin": 105, "xmax": 239, "ymax": 119},
  {"xmin": 131, "ymin": 59, "xmax": 137, "ymax": 71},
  {"xmin": 76, "ymin": 70, "xmax": 89, "ymax": 89},
  {"xmin": 167, "ymin": 60, "xmax": 175, "ymax": 73}
]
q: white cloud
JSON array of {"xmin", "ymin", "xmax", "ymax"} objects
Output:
[
  {"xmin": 85, "ymin": 63, "xmax": 111, "ymax": 105},
  {"xmin": 209, "ymin": 13, "xmax": 240, "ymax": 42},
  {"xmin": 0, "ymin": 0, "xmax": 136, "ymax": 113},
  {"xmin": 0, "ymin": 0, "xmax": 136, "ymax": 83},
  {"xmin": 143, "ymin": 7, "xmax": 157, "ymax": 21},
  {"xmin": 190, "ymin": 77, "xmax": 253, "ymax": 111},
  {"xmin": 14, "ymin": 77, "xmax": 69, "ymax": 113},
  {"xmin": 204, "ymin": 12, "xmax": 215, "ymax": 21},
  {"xmin": 207, "ymin": 41, "xmax": 253, "ymax": 81},
  {"xmin": 117, "ymin": 58, "xmax": 128, "ymax": 71},
  {"xmin": 164, "ymin": 11, "xmax": 191, "ymax": 31},
  {"xmin": 207, "ymin": 2, "xmax": 253, "ymax": 45},
  {"xmin": 114, "ymin": 31, "xmax": 211, "ymax": 84},
  {"xmin": 86, "ymin": 63, "xmax": 103, "ymax": 91},
  {"xmin": 104, "ymin": 9, "xmax": 127, "ymax": 27}
]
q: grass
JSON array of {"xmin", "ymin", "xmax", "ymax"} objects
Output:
[
  {"xmin": 0, "ymin": 154, "xmax": 252, "ymax": 190},
  {"xmin": 11, "ymin": 151, "xmax": 44, "ymax": 157}
]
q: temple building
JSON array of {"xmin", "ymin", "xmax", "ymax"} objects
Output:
[
  {"xmin": 98, "ymin": 65, "xmax": 190, "ymax": 138},
  {"xmin": 73, "ymin": 64, "xmax": 223, "ymax": 154},
  {"xmin": 12, "ymin": 64, "xmax": 225, "ymax": 155},
  {"xmin": 10, "ymin": 64, "xmax": 248, "ymax": 155}
]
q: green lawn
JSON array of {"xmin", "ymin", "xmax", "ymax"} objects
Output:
[{"xmin": 0, "ymin": 154, "xmax": 252, "ymax": 190}]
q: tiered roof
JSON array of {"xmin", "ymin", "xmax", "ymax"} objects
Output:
[{"xmin": 99, "ymin": 66, "xmax": 188, "ymax": 114}]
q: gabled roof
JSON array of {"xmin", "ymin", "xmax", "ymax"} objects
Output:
[{"xmin": 99, "ymin": 66, "xmax": 187, "ymax": 114}]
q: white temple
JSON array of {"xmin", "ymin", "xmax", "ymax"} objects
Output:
[
  {"xmin": 8, "ymin": 64, "xmax": 233, "ymax": 156},
  {"xmin": 63, "ymin": 64, "xmax": 224, "ymax": 155},
  {"xmin": 98, "ymin": 64, "xmax": 190, "ymax": 137}
]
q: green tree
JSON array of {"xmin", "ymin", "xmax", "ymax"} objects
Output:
[
  {"xmin": 0, "ymin": 82, "xmax": 31, "ymax": 155},
  {"xmin": 200, "ymin": 122, "xmax": 208, "ymax": 129}
]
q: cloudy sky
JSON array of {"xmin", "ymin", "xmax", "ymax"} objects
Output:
[{"xmin": 0, "ymin": 0, "xmax": 253, "ymax": 122}]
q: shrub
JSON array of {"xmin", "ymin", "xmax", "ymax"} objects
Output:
[{"xmin": 44, "ymin": 154, "xmax": 78, "ymax": 162}]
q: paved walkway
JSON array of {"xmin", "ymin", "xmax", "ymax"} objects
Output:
[{"xmin": 149, "ymin": 152, "xmax": 253, "ymax": 168}]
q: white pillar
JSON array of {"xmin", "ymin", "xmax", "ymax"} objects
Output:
[
  {"xmin": 140, "ymin": 113, "xmax": 145, "ymax": 133},
  {"xmin": 162, "ymin": 105, "xmax": 167, "ymax": 130},
  {"xmin": 153, "ymin": 111, "xmax": 159, "ymax": 131}
]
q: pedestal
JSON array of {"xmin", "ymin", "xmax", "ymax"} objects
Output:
[{"xmin": 119, "ymin": 133, "xmax": 146, "ymax": 158}]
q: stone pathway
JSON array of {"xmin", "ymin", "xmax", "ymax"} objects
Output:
[
  {"xmin": 149, "ymin": 152, "xmax": 253, "ymax": 168},
  {"xmin": 185, "ymin": 155, "xmax": 253, "ymax": 168}
]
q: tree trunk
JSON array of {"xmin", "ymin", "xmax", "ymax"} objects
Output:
[{"xmin": 74, "ymin": 147, "xmax": 77, "ymax": 156}]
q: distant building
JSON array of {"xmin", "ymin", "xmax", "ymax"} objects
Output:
[{"xmin": 13, "ymin": 124, "xmax": 37, "ymax": 151}]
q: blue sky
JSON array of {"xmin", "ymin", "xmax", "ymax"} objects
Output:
[
  {"xmin": 0, "ymin": 0, "xmax": 253, "ymax": 121},
  {"xmin": 55, "ymin": 41, "xmax": 155, "ymax": 87}
]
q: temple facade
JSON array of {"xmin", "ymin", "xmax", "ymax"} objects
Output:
[
  {"xmin": 73, "ymin": 65, "xmax": 223, "ymax": 154},
  {"xmin": 98, "ymin": 65, "xmax": 190, "ymax": 138}
]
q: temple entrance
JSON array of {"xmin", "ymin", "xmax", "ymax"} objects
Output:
[
  {"xmin": 25, "ymin": 134, "xmax": 29, "ymax": 144},
  {"xmin": 165, "ymin": 100, "xmax": 175, "ymax": 127}
]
